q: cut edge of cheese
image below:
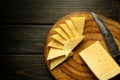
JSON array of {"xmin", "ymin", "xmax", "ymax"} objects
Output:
[
  {"xmin": 53, "ymin": 28, "xmax": 69, "ymax": 40},
  {"xmin": 65, "ymin": 20, "xmax": 79, "ymax": 37},
  {"xmin": 47, "ymin": 48, "xmax": 65, "ymax": 60},
  {"xmin": 71, "ymin": 17, "xmax": 85, "ymax": 36},
  {"xmin": 51, "ymin": 34, "xmax": 66, "ymax": 45},
  {"xmin": 50, "ymin": 55, "xmax": 66, "ymax": 70},
  {"xmin": 64, "ymin": 36, "xmax": 84, "ymax": 56},
  {"xmin": 60, "ymin": 24, "xmax": 74, "ymax": 39},
  {"xmin": 79, "ymin": 41, "xmax": 120, "ymax": 80},
  {"xmin": 48, "ymin": 39, "xmax": 64, "ymax": 49},
  {"xmin": 50, "ymin": 51, "xmax": 73, "ymax": 70}
]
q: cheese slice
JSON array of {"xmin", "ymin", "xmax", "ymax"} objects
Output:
[
  {"xmin": 54, "ymin": 28, "xmax": 69, "ymax": 40},
  {"xmin": 48, "ymin": 39, "xmax": 64, "ymax": 49},
  {"xmin": 65, "ymin": 20, "xmax": 79, "ymax": 37},
  {"xmin": 79, "ymin": 41, "xmax": 120, "ymax": 80},
  {"xmin": 51, "ymin": 34, "xmax": 66, "ymax": 45},
  {"xmin": 50, "ymin": 55, "xmax": 66, "ymax": 70},
  {"xmin": 47, "ymin": 48, "xmax": 65, "ymax": 60},
  {"xmin": 50, "ymin": 52, "xmax": 73, "ymax": 70},
  {"xmin": 60, "ymin": 24, "xmax": 74, "ymax": 39},
  {"xmin": 64, "ymin": 36, "xmax": 84, "ymax": 56},
  {"xmin": 71, "ymin": 17, "xmax": 85, "ymax": 36}
]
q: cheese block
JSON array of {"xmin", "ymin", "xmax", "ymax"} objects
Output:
[
  {"xmin": 51, "ymin": 34, "xmax": 66, "ymax": 45},
  {"xmin": 60, "ymin": 24, "xmax": 74, "ymax": 39},
  {"xmin": 71, "ymin": 17, "xmax": 85, "ymax": 36},
  {"xmin": 65, "ymin": 20, "xmax": 79, "ymax": 37},
  {"xmin": 48, "ymin": 39, "xmax": 64, "ymax": 49},
  {"xmin": 54, "ymin": 28, "xmax": 69, "ymax": 40},
  {"xmin": 79, "ymin": 41, "xmax": 120, "ymax": 80}
]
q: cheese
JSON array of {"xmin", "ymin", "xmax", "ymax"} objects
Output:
[
  {"xmin": 60, "ymin": 24, "xmax": 74, "ymax": 39},
  {"xmin": 51, "ymin": 34, "xmax": 66, "ymax": 45},
  {"xmin": 65, "ymin": 20, "xmax": 78, "ymax": 37},
  {"xmin": 71, "ymin": 17, "xmax": 85, "ymax": 36},
  {"xmin": 50, "ymin": 52, "xmax": 73, "ymax": 70},
  {"xmin": 48, "ymin": 39, "xmax": 64, "ymax": 49},
  {"xmin": 54, "ymin": 28, "xmax": 69, "ymax": 40},
  {"xmin": 50, "ymin": 55, "xmax": 66, "ymax": 70},
  {"xmin": 47, "ymin": 48, "xmax": 65, "ymax": 60},
  {"xmin": 79, "ymin": 41, "xmax": 120, "ymax": 80},
  {"xmin": 64, "ymin": 36, "xmax": 84, "ymax": 56}
]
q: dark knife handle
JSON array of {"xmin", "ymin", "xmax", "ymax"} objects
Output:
[{"xmin": 115, "ymin": 53, "xmax": 120, "ymax": 66}]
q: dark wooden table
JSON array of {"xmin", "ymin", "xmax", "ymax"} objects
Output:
[{"xmin": 0, "ymin": 0, "xmax": 119, "ymax": 80}]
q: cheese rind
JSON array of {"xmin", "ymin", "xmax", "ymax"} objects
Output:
[{"xmin": 79, "ymin": 41, "xmax": 120, "ymax": 80}]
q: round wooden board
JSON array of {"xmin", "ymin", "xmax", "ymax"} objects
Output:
[{"xmin": 44, "ymin": 12, "xmax": 120, "ymax": 80}]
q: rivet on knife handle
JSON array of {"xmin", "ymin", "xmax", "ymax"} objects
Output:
[{"xmin": 91, "ymin": 12, "xmax": 120, "ymax": 66}]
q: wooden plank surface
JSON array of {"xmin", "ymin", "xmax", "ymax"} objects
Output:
[
  {"xmin": 0, "ymin": 55, "xmax": 54, "ymax": 80},
  {"xmin": 0, "ymin": 25, "xmax": 51, "ymax": 54},
  {"xmin": 0, "ymin": 0, "xmax": 115, "ymax": 24}
]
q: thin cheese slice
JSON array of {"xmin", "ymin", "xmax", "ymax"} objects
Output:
[
  {"xmin": 50, "ymin": 52, "xmax": 73, "ymax": 70},
  {"xmin": 64, "ymin": 36, "xmax": 84, "ymax": 56},
  {"xmin": 65, "ymin": 20, "xmax": 78, "ymax": 37},
  {"xmin": 51, "ymin": 34, "xmax": 66, "ymax": 45},
  {"xmin": 79, "ymin": 41, "xmax": 120, "ymax": 80},
  {"xmin": 47, "ymin": 48, "xmax": 65, "ymax": 60},
  {"xmin": 71, "ymin": 17, "xmax": 85, "ymax": 36},
  {"xmin": 54, "ymin": 28, "xmax": 69, "ymax": 40},
  {"xmin": 50, "ymin": 55, "xmax": 66, "ymax": 70},
  {"xmin": 48, "ymin": 39, "xmax": 64, "ymax": 49},
  {"xmin": 60, "ymin": 24, "xmax": 74, "ymax": 39}
]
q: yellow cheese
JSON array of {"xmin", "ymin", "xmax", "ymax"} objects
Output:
[
  {"xmin": 51, "ymin": 34, "xmax": 66, "ymax": 45},
  {"xmin": 50, "ymin": 52, "xmax": 73, "ymax": 70},
  {"xmin": 64, "ymin": 36, "xmax": 84, "ymax": 56},
  {"xmin": 60, "ymin": 24, "xmax": 74, "ymax": 39},
  {"xmin": 50, "ymin": 55, "xmax": 66, "ymax": 70},
  {"xmin": 65, "ymin": 20, "xmax": 79, "ymax": 37},
  {"xmin": 48, "ymin": 39, "xmax": 64, "ymax": 49},
  {"xmin": 47, "ymin": 48, "xmax": 65, "ymax": 60},
  {"xmin": 54, "ymin": 28, "xmax": 69, "ymax": 40},
  {"xmin": 71, "ymin": 17, "xmax": 85, "ymax": 36},
  {"xmin": 79, "ymin": 41, "xmax": 120, "ymax": 80}
]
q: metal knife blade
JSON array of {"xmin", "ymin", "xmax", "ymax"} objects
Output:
[{"xmin": 91, "ymin": 12, "xmax": 120, "ymax": 66}]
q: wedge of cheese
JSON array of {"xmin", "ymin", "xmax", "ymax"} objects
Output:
[
  {"xmin": 60, "ymin": 24, "xmax": 74, "ymax": 39},
  {"xmin": 64, "ymin": 36, "xmax": 84, "ymax": 56},
  {"xmin": 48, "ymin": 39, "xmax": 64, "ymax": 49},
  {"xmin": 47, "ymin": 48, "xmax": 65, "ymax": 60},
  {"xmin": 65, "ymin": 20, "xmax": 78, "ymax": 37},
  {"xmin": 54, "ymin": 28, "xmax": 69, "ymax": 40},
  {"xmin": 71, "ymin": 17, "xmax": 85, "ymax": 36},
  {"xmin": 79, "ymin": 41, "xmax": 120, "ymax": 80},
  {"xmin": 51, "ymin": 34, "xmax": 66, "ymax": 45},
  {"xmin": 47, "ymin": 36, "xmax": 84, "ymax": 60},
  {"xmin": 50, "ymin": 52, "xmax": 73, "ymax": 70}
]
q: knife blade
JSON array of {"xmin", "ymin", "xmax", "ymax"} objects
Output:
[{"xmin": 91, "ymin": 12, "xmax": 120, "ymax": 66}]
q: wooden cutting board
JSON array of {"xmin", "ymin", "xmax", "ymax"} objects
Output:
[{"xmin": 44, "ymin": 12, "xmax": 120, "ymax": 80}]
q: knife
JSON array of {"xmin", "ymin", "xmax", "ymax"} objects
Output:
[{"xmin": 91, "ymin": 12, "xmax": 120, "ymax": 66}]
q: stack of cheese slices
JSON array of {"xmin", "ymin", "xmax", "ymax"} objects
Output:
[
  {"xmin": 44, "ymin": 12, "xmax": 120, "ymax": 80},
  {"xmin": 47, "ymin": 17, "xmax": 85, "ymax": 70}
]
